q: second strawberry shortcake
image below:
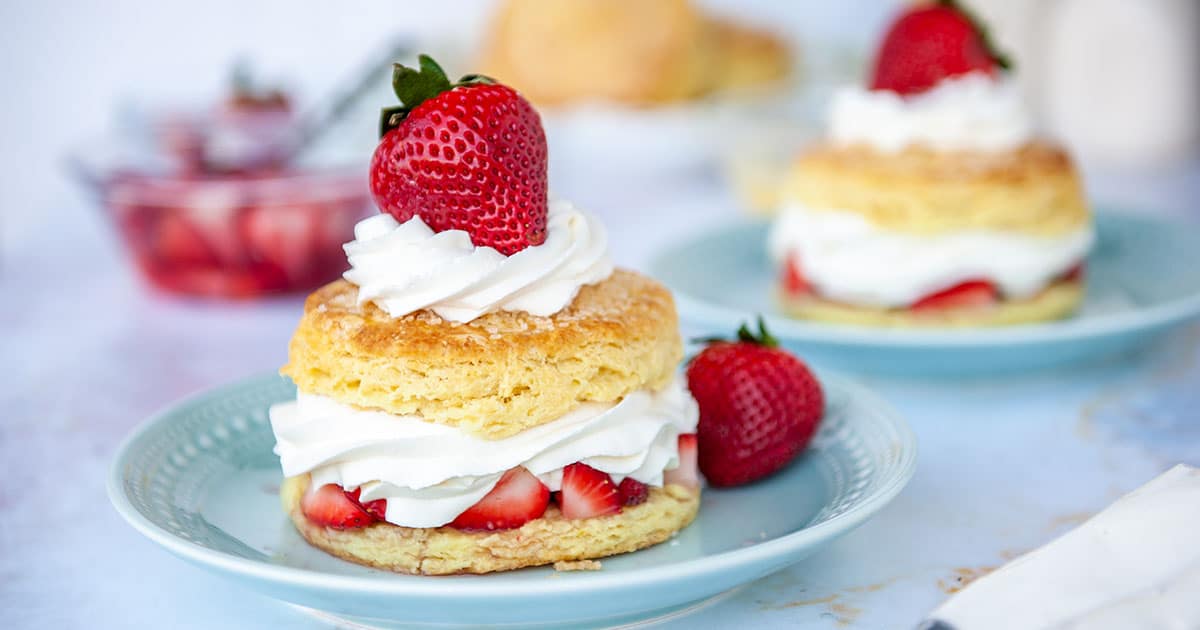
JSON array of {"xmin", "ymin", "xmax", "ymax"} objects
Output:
[
  {"xmin": 269, "ymin": 56, "xmax": 699, "ymax": 575},
  {"xmin": 769, "ymin": 1, "xmax": 1092, "ymax": 327}
]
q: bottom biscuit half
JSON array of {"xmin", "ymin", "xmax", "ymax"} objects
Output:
[
  {"xmin": 281, "ymin": 474, "xmax": 701, "ymax": 575},
  {"xmin": 776, "ymin": 280, "xmax": 1084, "ymax": 328}
]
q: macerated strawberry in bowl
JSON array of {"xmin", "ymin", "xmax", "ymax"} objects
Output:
[
  {"xmin": 70, "ymin": 92, "xmax": 372, "ymax": 298},
  {"xmin": 84, "ymin": 167, "xmax": 370, "ymax": 298},
  {"xmin": 69, "ymin": 66, "xmax": 374, "ymax": 300}
]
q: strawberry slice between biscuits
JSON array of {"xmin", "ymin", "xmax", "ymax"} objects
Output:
[
  {"xmin": 449, "ymin": 467, "xmax": 550, "ymax": 531},
  {"xmin": 663, "ymin": 434, "xmax": 700, "ymax": 489},
  {"xmin": 782, "ymin": 254, "xmax": 813, "ymax": 296},
  {"xmin": 1061, "ymin": 263, "xmax": 1085, "ymax": 283},
  {"xmin": 910, "ymin": 279, "xmax": 999, "ymax": 311},
  {"xmin": 617, "ymin": 477, "xmax": 649, "ymax": 506},
  {"xmin": 301, "ymin": 483, "xmax": 377, "ymax": 529},
  {"xmin": 345, "ymin": 487, "xmax": 389, "ymax": 522},
  {"xmin": 559, "ymin": 463, "xmax": 622, "ymax": 519}
]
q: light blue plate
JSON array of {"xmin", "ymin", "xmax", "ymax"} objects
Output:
[
  {"xmin": 652, "ymin": 210, "xmax": 1200, "ymax": 375},
  {"xmin": 108, "ymin": 373, "xmax": 915, "ymax": 629}
]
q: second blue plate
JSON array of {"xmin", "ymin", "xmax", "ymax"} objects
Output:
[{"xmin": 651, "ymin": 210, "xmax": 1200, "ymax": 375}]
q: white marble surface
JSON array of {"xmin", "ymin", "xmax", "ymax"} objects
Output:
[
  {"xmin": 4, "ymin": 158, "xmax": 1200, "ymax": 628},
  {"xmin": 4, "ymin": 2, "xmax": 1200, "ymax": 626}
]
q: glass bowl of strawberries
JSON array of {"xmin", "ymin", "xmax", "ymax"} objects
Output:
[
  {"xmin": 73, "ymin": 92, "xmax": 373, "ymax": 299},
  {"xmin": 94, "ymin": 168, "xmax": 370, "ymax": 298}
]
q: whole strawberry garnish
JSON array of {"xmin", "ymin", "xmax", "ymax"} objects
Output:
[
  {"xmin": 686, "ymin": 318, "xmax": 824, "ymax": 487},
  {"xmin": 370, "ymin": 55, "xmax": 547, "ymax": 256},
  {"xmin": 871, "ymin": 0, "xmax": 1011, "ymax": 95}
]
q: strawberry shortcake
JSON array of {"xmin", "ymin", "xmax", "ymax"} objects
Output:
[
  {"xmin": 269, "ymin": 56, "xmax": 700, "ymax": 575},
  {"xmin": 769, "ymin": 1, "xmax": 1092, "ymax": 327}
]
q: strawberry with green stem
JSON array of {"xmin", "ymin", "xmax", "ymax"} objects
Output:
[
  {"xmin": 872, "ymin": 0, "xmax": 1012, "ymax": 95},
  {"xmin": 369, "ymin": 55, "xmax": 548, "ymax": 256},
  {"xmin": 687, "ymin": 318, "xmax": 824, "ymax": 487}
]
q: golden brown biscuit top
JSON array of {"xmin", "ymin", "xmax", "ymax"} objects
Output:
[
  {"xmin": 283, "ymin": 270, "xmax": 683, "ymax": 439},
  {"xmin": 785, "ymin": 141, "xmax": 1091, "ymax": 236},
  {"xmin": 299, "ymin": 270, "xmax": 671, "ymax": 352},
  {"xmin": 800, "ymin": 141, "xmax": 1075, "ymax": 182}
]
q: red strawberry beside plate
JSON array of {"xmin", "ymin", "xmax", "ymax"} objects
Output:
[{"xmin": 687, "ymin": 320, "xmax": 825, "ymax": 487}]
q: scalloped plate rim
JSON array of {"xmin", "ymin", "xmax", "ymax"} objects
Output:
[{"xmin": 107, "ymin": 372, "xmax": 916, "ymax": 599}]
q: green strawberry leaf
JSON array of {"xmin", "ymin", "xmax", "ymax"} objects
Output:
[
  {"xmin": 379, "ymin": 54, "xmax": 452, "ymax": 136},
  {"xmin": 379, "ymin": 105, "xmax": 406, "ymax": 138},
  {"xmin": 690, "ymin": 315, "xmax": 779, "ymax": 349},
  {"xmin": 392, "ymin": 54, "xmax": 452, "ymax": 109},
  {"xmin": 457, "ymin": 73, "xmax": 497, "ymax": 86},
  {"xmin": 755, "ymin": 316, "xmax": 780, "ymax": 348},
  {"xmin": 378, "ymin": 54, "xmax": 500, "ymax": 137}
]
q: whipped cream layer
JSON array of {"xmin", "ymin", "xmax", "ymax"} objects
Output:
[
  {"xmin": 828, "ymin": 72, "xmax": 1035, "ymax": 153},
  {"xmin": 343, "ymin": 199, "xmax": 613, "ymax": 323},
  {"xmin": 270, "ymin": 377, "xmax": 698, "ymax": 528},
  {"xmin": 768, "ymin": 205, "xmax": 1094, "ymax": 308}
]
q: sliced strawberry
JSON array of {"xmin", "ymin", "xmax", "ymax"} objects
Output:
[
  {"xmin": 151, "ymin": 212, "xmax": 218, "ymax": 267},
  {"xmin": 559, "ymin": 463, "xmax": 622, "ymax": 520},
  {"xmin": 910, "ymin": 280, "xmax": 999, "ymax": 311},
  {"xmin": 113, "ymin": 201, "xmax": 158, "ymax": 258},
  {"xmin": 301, "ymin": 483, "xmax": 375, "ymax": 529},
  {"xmin": 664, "ymin": 434, "xmax": 701, "ymax": 489},
  {"xmin": 783, "ymin": 254, "xmax": 812, "ymax": 295},
  {"xmin": 238, "ymin": 204, "xmax": 327, "ymax": 284},
  {"xmin": 345, "ymin": 487, "xmax": 389, "ymax": 522},
  {"xmin": 617, "ymin": 477, "xmax": 649, "ymax": 506},
  {"xmin": 449, "ymin": 467, "xmax": 549, "ymax": 531},
  {"xmin": 144, "ymin": 268, "xmax": 269, "ymax": 298},
  {"xmin": 188, "ymin": 210, "xmax": 246, "ymax": 266},
  {"xmin": 1062, "ymin": 263, "xmax": 1085, "ymax": 283}
]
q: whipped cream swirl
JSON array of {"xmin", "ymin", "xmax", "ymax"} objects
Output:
[
  {"xmin": 828, "ymin": 72, "xmax": 1036, "ymax": 153},
  {"xmin": 769, "ymin": 205, "xmax": 1094, "ymax": 308},
  {"xmin": 269, "ymin": 377, "xmax": 698, "ymax": 528},
  {"xmin": 343, "ymin": 199, "xmax": 613, "ymax": 322}
]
